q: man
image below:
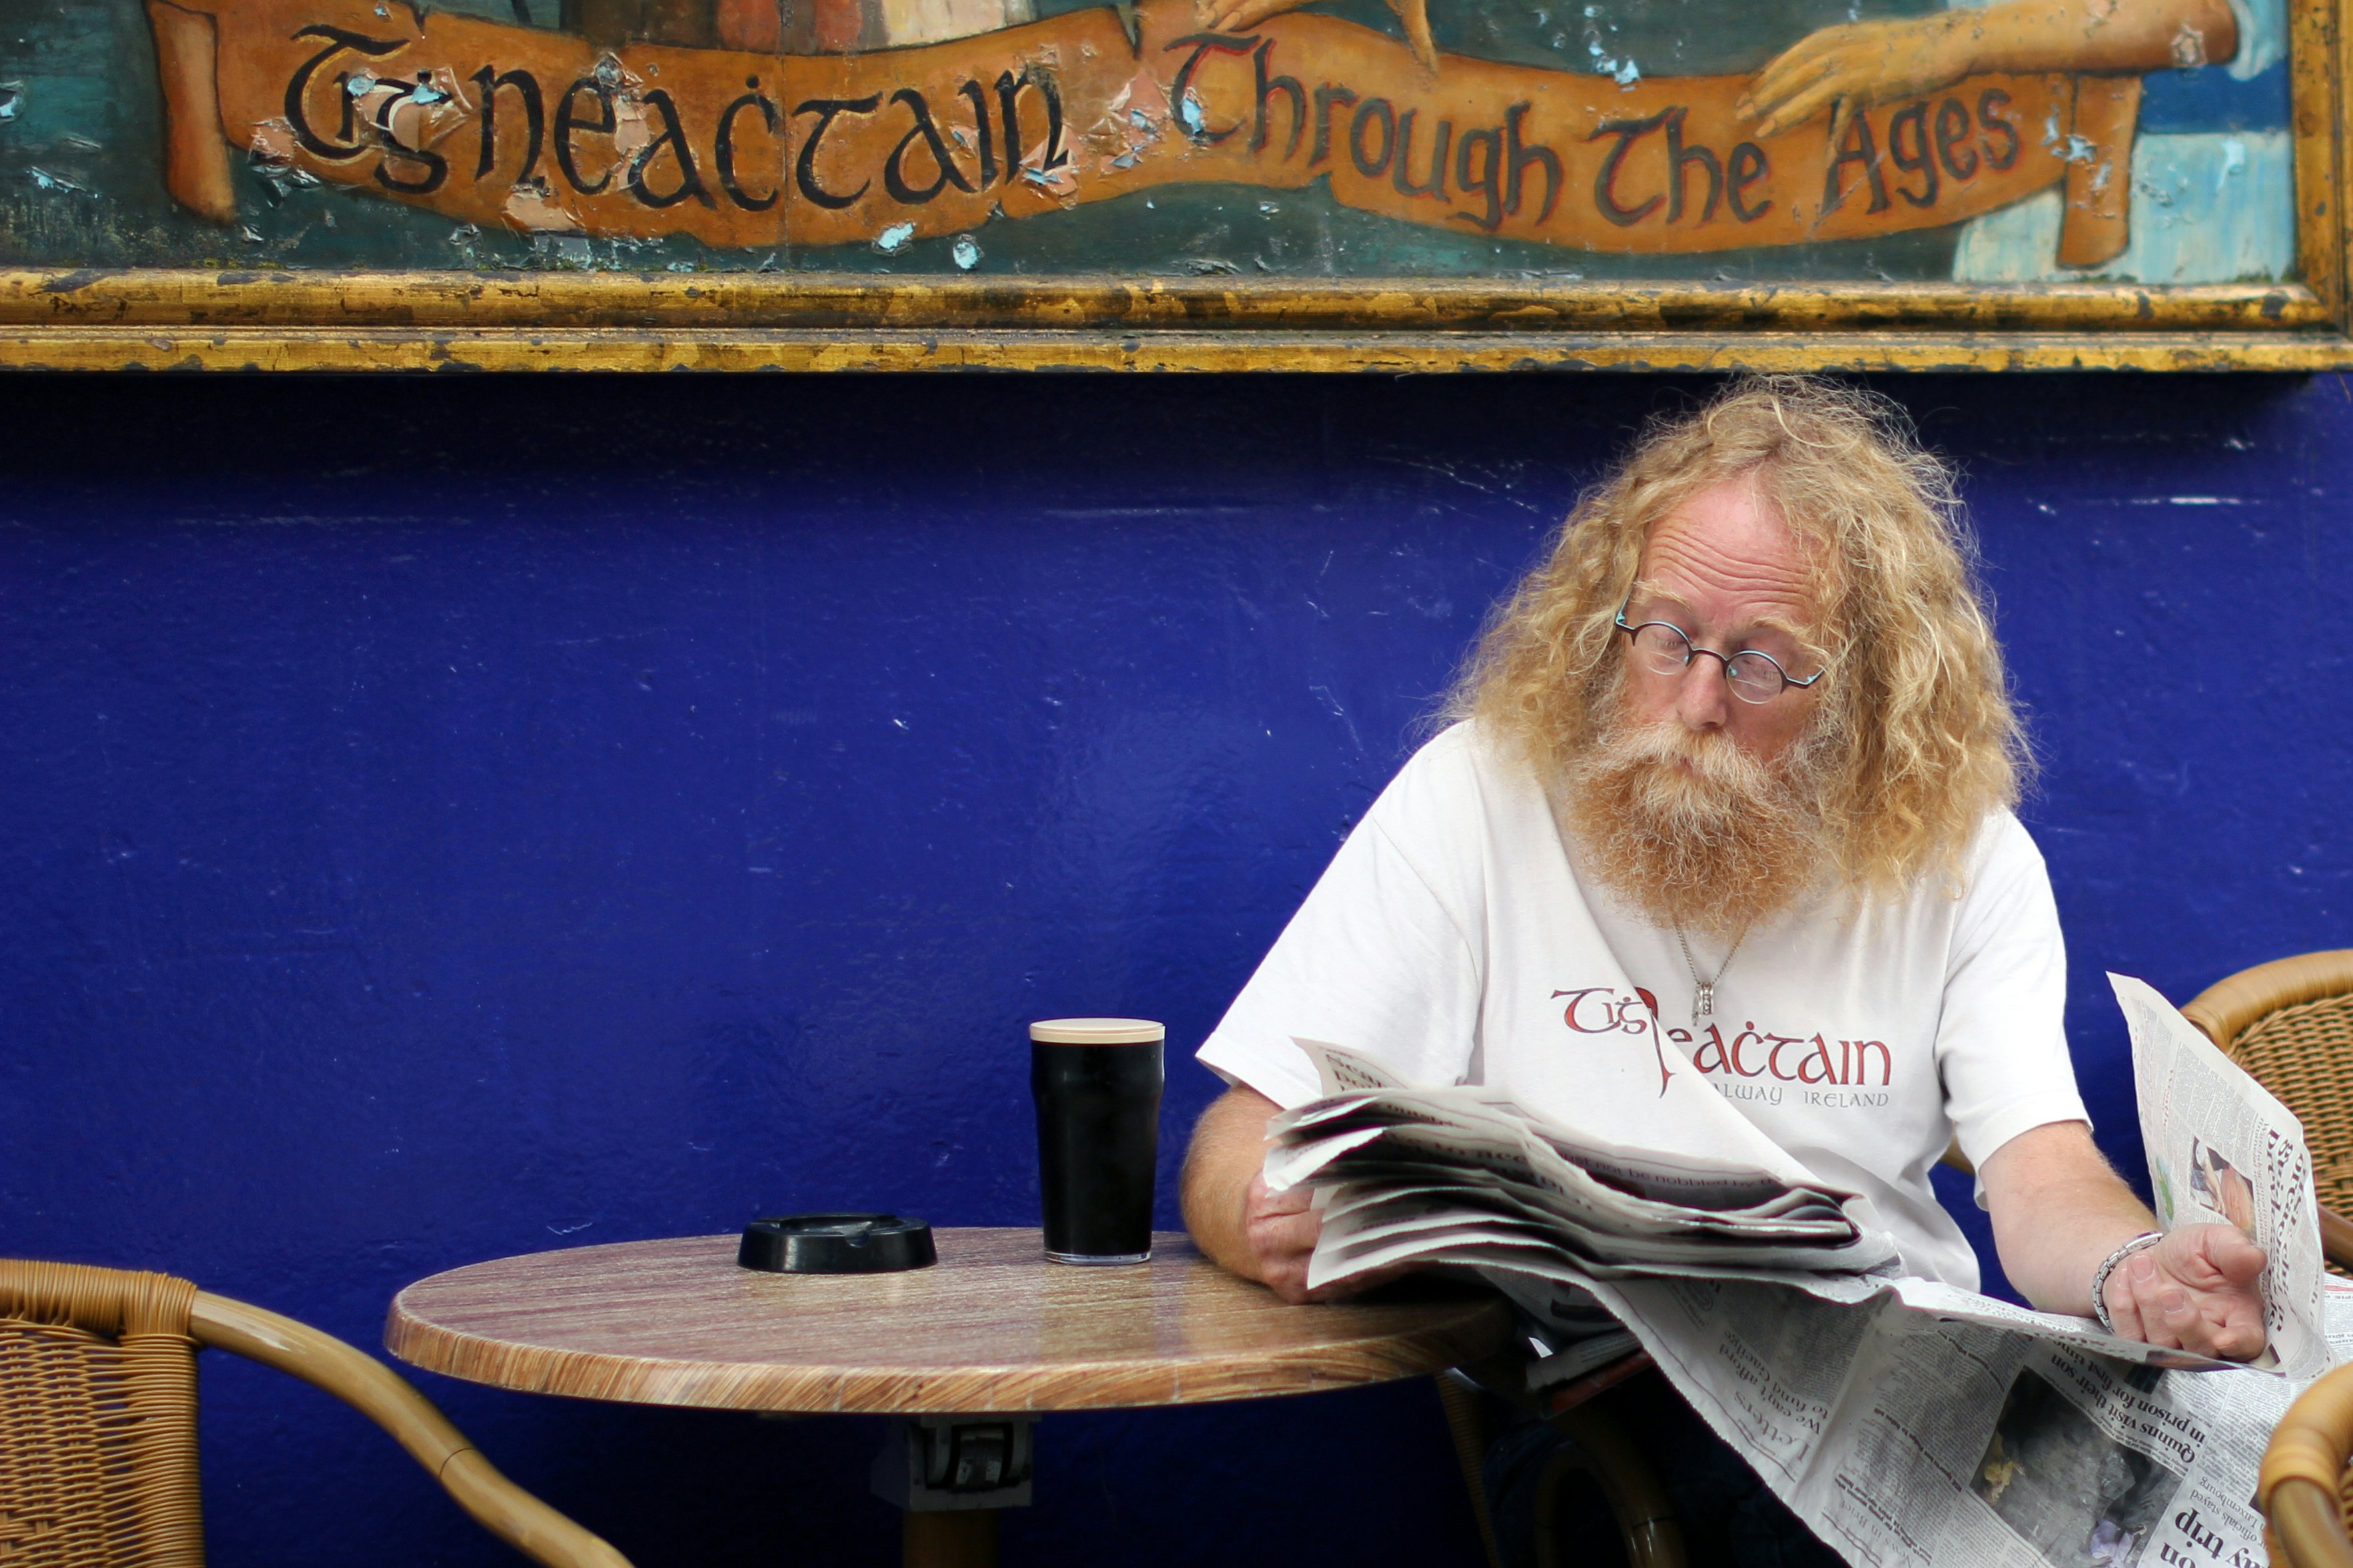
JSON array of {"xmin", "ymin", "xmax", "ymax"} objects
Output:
[{"xmin": 1178, "ymin": 378, "xmax": 2267, "ymax": 1563}]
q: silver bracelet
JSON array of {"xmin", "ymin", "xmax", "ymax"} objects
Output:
[{"xmin": 2090, "ymin": 1231, "xmax": 2166, "ymax": 1332}]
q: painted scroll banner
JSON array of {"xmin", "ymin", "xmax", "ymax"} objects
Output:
[{"xmin": 145, "ymin": 0, "xmax": 2138, "ymax": 262}]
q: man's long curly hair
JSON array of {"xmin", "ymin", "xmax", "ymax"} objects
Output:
[{"xmin": 1448, "ymin": 376, "xmax": 2028, "ymax": 899}]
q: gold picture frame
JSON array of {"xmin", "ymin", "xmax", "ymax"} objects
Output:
[{"xmin": 0, "ymin": 0, "xmax": 2344, "ymax": 370}]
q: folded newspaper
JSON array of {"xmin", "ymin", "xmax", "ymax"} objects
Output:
[{"xmin": 1274, "ymin": 973, "xmax": 2334, "ymax": 1568}]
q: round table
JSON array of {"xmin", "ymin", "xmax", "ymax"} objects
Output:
[{"xmin": 386, "ymin": 1228, "xmax": 1512, "ymax": 1565}]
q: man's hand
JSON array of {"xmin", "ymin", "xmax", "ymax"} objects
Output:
[
  {"xmin": 1180, "ymin": 1082, "xmax": 1408, "ymax": 1303},
  {"xmin": 1982, "ymin": 1120, "xmax": 2269, "ymax": 1362},
  {"xmin": 1236, "ymin": 1168, "xmax": 1323, "ymax": 1302},
  {"xmin": 2099, "ymin": 1224, "xmax": 2268, "ymax": 1360}
]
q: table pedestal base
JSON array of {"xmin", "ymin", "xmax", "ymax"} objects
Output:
[
  {"xmin": 903, "ymin": 1507, "xmax": 997, "ymax": 1568},
  {"xmin": 875, "ymin": 1415, "xmax": 1034, "ymax": 1567}
]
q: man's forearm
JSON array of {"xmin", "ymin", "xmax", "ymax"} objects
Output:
[
  {"xmin": 1981, "ymin": 1121, "xmax": 2161, "ymax": 1314},
  {"xmin": 1180, "ymin": 1084, "xmax": 1279, "ymax": 1282}
]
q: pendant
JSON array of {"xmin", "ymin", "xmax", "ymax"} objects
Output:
[{"xmin": 1693, "ymin": 982, "xmax": 1715, "ymax": 1030}]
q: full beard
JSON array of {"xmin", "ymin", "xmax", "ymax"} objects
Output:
[{"xmin": 1560, "ymin": 702, "xmax": 1837, "ymax": 939}]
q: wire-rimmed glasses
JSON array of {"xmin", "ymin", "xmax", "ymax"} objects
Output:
[{"xmin": 1613, "ymin": 607, "xmax": 1825, "ymax": 705}]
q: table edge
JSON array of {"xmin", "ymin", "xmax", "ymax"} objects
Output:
[{"xmin": 382, "ymin": 1237, "xmax": 1515, "ymax": 1414}]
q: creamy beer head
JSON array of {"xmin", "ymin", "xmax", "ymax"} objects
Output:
[{"xmin": 1029, "ymin": 1018, "xmax": 1164, "ymax": 1044}]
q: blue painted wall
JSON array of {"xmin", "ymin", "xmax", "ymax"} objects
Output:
[{"xmin": 1, "ymin": 370, "xmax": 2346, "ymax": 1567}]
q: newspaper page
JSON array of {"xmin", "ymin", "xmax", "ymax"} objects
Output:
[
  {"xmin": 1585, "ymin": 1274, "xmax": 2353, "ymax": 1568},
  {"xmin": 1278, "ymin": 1038, "xmax": 2268, "ymax": 1362},
  {"xmin": 1276, "ymin": 1039, "xmax": 1906, "ymax": 1294},
  {"xmin": 2113, "ymin": 971, "xmax": 2329, "ymax": 1381},
  {"xmin": 1296, "ymin": 1035, "xmax": 1840, "ymax": 1213}
]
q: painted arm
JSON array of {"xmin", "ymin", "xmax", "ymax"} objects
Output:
[
  {"xmin": 1180, "ymin": 1083, "xmax": 1407, "ymax": 1302},
  {"xmin": 1979, "ymin": 1120, "xmax": 2268, "ymax": 1360},
  {"xmin": 1739, "ymin": 0, "xmax": 2239, "ymax": 140}
]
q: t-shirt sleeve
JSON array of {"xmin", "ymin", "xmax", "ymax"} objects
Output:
[
  {"xmin": 1937, "ymin": 814, "xmax": 2091, "ymax": 1190},
  {"xmin": 1195, "ymin": 741, "xmax": 1487, "ymax": 1108}
]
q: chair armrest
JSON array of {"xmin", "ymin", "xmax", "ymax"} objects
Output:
[
  {"xmin": 2270, "ymin": 1480, "xmax": 2353, "ymax": 1568},
  {"xmin": 2261, "ymin": 1362, "xmax": 2353, "ymax": 1568},
  {"xmin": 2320, "ymin": 1208, "xmax": 2353, "ymax": 1274},
  {"xmin": 2182, "ymin": 951, "xmax": 2353, "ymax": 1057},
  {"xmin": 190, "ymin": 1292, "xmax": 632, "ymax": 1568}
]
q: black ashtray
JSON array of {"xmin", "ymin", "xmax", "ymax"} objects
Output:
[{"xmin": 737, "ymin": 1213, "xmax": 937, "ymax": 1274}]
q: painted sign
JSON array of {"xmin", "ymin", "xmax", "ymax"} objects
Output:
[
  {"xmin": 0, "ymin": 0, "xmax": 2302, "ymax": 284},
  {"xmin": 145, "ymin": 0, "xmax": 2142, "ymax": 260}
]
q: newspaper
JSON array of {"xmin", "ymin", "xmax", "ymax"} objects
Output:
[
  {"xmin": 2114, "ymin": 972, "xmax": 2328, "ymax": 1381},
  {"xmin": 1280, "ymin": 1038, "xmax": 2267, "ymax": 1373},
  {"xmin": 1588, "ymin": 1273, "xmax": 2353, "ymax": 1568},
  {"xmin": 1276, "ymin": 973, "xmax": 2336, "ymax": 1567}
]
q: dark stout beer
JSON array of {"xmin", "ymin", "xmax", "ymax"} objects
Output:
[{"xmin": 1029, "ymin": 1018, "xmax": 1163, "ymax": 1264}]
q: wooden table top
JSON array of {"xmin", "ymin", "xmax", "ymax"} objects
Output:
[{"xmin": 384, "ymin": 1228, "xmax": 1512, "ymax": 1415}]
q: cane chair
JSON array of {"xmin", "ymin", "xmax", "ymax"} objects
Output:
[
  {"xmin": 2261, "ymin": 1363, "xmax": 2353, "ymax": 1568},
  {"xmin": 0, "ymin": 1258, "xmax": 631, "ymax": 1568},
  {"xmin": 2182, "ymin": 951, "xmax": 2353, "ymax": 1274}
]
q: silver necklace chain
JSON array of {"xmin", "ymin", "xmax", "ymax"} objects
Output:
[{"xmin": 1673, "ymin": 921, "xmax": 1753, "ymax": 1032}]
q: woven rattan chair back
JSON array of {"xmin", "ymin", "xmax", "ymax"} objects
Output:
[
  {"xmin": 0, "ymin": 1258, "xmax": 632, "ymax": 1568},
  {"xmin": 2183, "ymin": 951, "xmax": 2353, "ymax": 1230},
  {"xmin": 0, "ymin": 1260, "xmax": 205, "ymax": 1568}
]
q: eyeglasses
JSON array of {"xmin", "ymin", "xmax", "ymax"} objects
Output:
[{"xmin": 1613, "ymin": 606, "xmax": 1825, "ymax": 705}]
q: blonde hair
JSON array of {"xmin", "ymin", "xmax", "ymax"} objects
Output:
[{"xmin": 1449, "ymin": 376, "xmax": 2027, "ymax": 897}]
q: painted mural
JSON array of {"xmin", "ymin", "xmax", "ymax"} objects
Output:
[{"xmin": 0, "ymin": 0, "xmax": 2297, "ymax": 278}]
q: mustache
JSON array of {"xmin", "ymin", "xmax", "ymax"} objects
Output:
[{"xmin": 1589, "ymin": 720, "xmax": 1786, "ymax": 802}]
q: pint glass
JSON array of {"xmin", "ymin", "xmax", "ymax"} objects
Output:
[{"xmin": 1029, "ymin": 1018, "xmax": 1164, "ymax": 1264}]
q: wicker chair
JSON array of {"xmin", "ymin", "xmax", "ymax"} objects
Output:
[
  {"xmin": 0, "ymin": 1258, "xmax": 630, "ymax": 1568},
  {"xmin": 2182, "ymin": 951, "xmax": 2353, "ymax": 1273}
]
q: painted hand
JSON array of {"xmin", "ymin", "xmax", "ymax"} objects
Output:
[
  {"xmin": 1239, "ymin": 1171, "xmax": 1407, "ymax": 1303},
  {"xmin": 1737, "ymin": 12, "xmax": 1979, "ymax": 143},
  {"xmin": 2099, "ymin": 1223, "xmax": 2270, "ymax": 1361},
  {"xmin": 1193, "ymin": 0, "xmax": 1438, "ymax": 73}
]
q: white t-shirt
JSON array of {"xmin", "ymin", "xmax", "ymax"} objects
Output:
[{"xmin": 1197, "ymin": 721, "xmax": 2089, "ymax": 1291}]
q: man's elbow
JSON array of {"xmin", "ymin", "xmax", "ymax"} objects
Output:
[{"xmin": 1180, "ymin": 1084, "xmax": 1279, "ymax": 1272}]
